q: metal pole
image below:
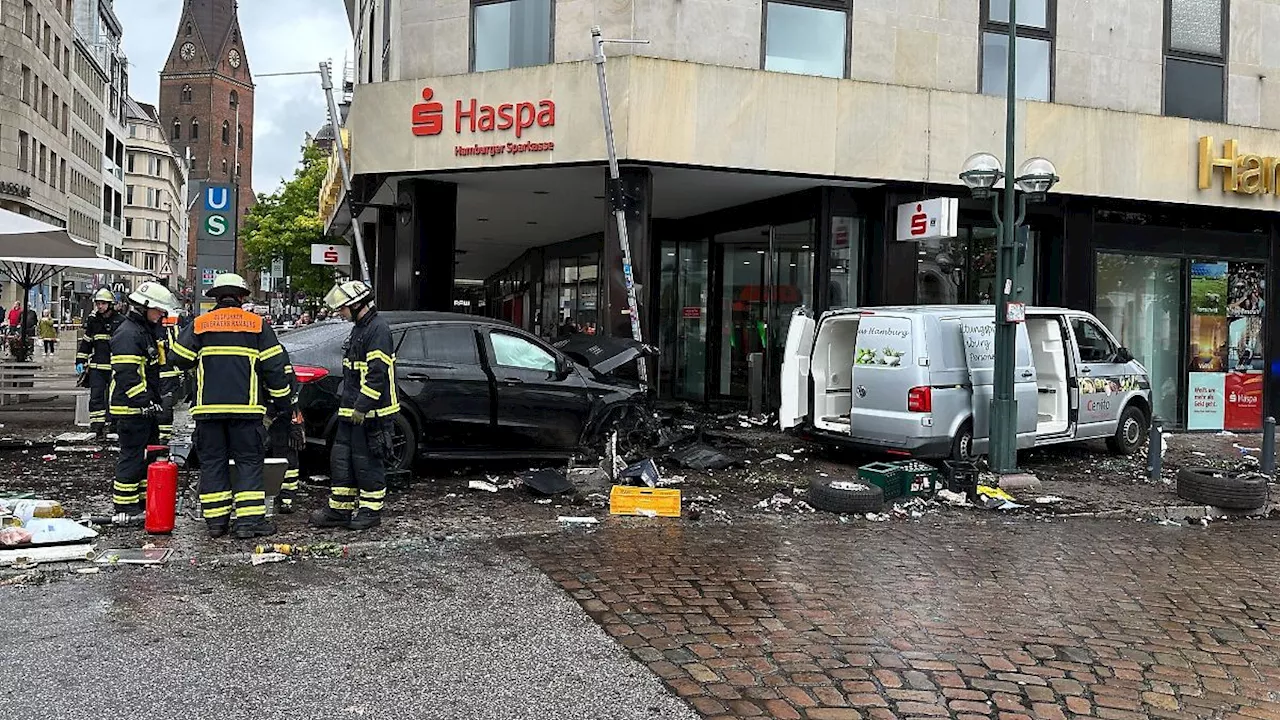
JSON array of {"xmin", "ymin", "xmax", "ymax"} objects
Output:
[
  {"xmin": 319, "ymin": 62, "xmax": 372, "ymax": 283},
  {"xmin": 1263, "ymin": 416, "xmax": 1276, "ymax": 475},
  {"xmin": 989, "ymin": 0, "xmax": 1020, "ymax": 474},
  {"xmin": 592, "ymin": 27, "xmax": 647, "ymax": 384},
  {"xmin": 1147, "ymin": 417, "xmax": 1163, "ymax": 481}
]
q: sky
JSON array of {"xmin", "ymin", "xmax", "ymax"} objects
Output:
[{"xmin": 117, "ymin": 0, "xmax": 354, "ymax": 195}]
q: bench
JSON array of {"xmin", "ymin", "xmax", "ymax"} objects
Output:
[{"xmin": 0, "ymin": 362, "xmax": 87, "ymax": 409}]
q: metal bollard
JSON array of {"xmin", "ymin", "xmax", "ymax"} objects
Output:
[
  {"xmin": 1263, "ymin": 416, "xmax": 1276, "ymax": 476},
  {"xmin": 1147, "ymin": 416, "xmax": 1163, "ymax": 481}
]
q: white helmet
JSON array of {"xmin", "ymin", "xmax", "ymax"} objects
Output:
[
  {"xmin": 206, "ymin": 272, "xmax": 252, "ymax": 299},
  {"xmin": 323, "ymin": 280, "xmax": 373, "ymax": 311},
  {"xmin": 128, "ymin": 281, "xmax": 179, "ymax": 313},
  {"xmin": 92, "ymin": 287, "xmax": 116, "ymax": 303}
]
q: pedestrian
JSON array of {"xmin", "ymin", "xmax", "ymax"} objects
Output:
[
  {"xmin": 310, "ymin": 280, "xmax": 398, "ymax": 531},
  {"xmin": 6, "ymin": 301, "xmax": 20, "ymax": 337},
  {"xmin": 77, "ymin": 288, "xmax": 123, "ymax": 440},
  {"xmin": 265, "ymin": 362, "xmax": 305, "ymax": 514},
  {"xmin": 108, "ymin": 282, "xmax": 179, "ymax": 515},
  {"xmin": 169, "ymin": 273, "xmax": 292, "ymax": 540},
  {"xmin": 37, "ymin": 309, "xmax": 56, "ymax": 358}
]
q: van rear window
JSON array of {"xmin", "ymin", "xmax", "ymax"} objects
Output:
[{"xmin": 854, "ymin": 317, "xmax": 911, "ymax": 367}]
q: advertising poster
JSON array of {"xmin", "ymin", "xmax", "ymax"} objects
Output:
[
  {"xmin": 1187, "ymin": 372, "xmax": 1226, "ymax": 430},
  {"xmin": 1225, "ymin": 262, "xmax": 1266, "ymax": 430}
]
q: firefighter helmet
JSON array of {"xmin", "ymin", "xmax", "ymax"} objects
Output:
[
  {"xmin": 323, "ymin": 280, "xmax": 373, "ymax": 311},
  {"xmin": 206, "ymin": 272, "xmax": 252, "ymax": 299},
  {"xmin": 128, "ymin": 281, "xmax": 179, "ymax": 313},
  {"xmin": 92, "ymin": 287, "xmax": 116, "ymax": 303}
]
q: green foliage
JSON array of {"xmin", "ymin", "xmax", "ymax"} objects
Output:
[{"xmin": 240, "ymin": 143, "xmax": 342, "ymax": 305}]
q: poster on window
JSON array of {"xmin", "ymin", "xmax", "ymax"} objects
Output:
[
  {"xmin": 1187, "ymin": 372, "xmax": 1226, "ymax": 430},
  {"xmin": 1223, "ymin": 262, "xmax": 1266, "ymax": 430}
]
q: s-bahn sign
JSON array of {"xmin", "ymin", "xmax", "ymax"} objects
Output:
[{"xmin": 195, "ymin": 183, "xmax": 238, "ymax": 293}]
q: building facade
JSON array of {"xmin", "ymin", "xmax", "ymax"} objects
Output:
[
  {"xmin": 335, "ymin": 0, "xmax": 1280, "ymax": 431},
  {"xmin": 157, "ymin": 0, "xmax": 254, "ymax": 287},
  {"xmin": 123, "ymin": 98, "xmax": 189, "ymax": 294},
  {"xmin": 73, "ymin": 0, "xmax": 128, "ymax": 263}
]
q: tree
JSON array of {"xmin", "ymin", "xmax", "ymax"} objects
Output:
[{"xmin": 241, "ymin": 143, "xmax": 343, "ymax": 309}]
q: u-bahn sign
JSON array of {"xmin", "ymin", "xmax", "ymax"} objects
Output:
[{"xmin": 194, "ymin": 182, "xmax": 238, "ymax": 292}]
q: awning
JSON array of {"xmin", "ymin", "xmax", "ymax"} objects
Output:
[
  {"xmin": 0, "ymin": 255, "xmax": 149, "ymax": 275},
  {"xmin": 0, "ymin": 208, "xmax": 99, "ymax": 259}
]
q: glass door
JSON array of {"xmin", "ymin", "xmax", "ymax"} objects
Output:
[{"xmin": 1094, "ymin": 253, "xmax": 1182, "ymax": 423}]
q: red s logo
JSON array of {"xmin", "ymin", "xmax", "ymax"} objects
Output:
[
  {"xmin": 910, "ymin": 204, "xmax": 928, "ymax": 236},
  {"xmin": 411, "ymin": 88, "xmax": 445, "ymax": 136},
  {"xmin": 323, "ymin": 248, "xmax": 338, "ymax": 263}
]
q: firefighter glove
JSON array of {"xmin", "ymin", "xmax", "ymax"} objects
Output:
[
  {"xmin": 289, "ymin": 422, "xmax": 306, "ymax": 451},
  {"xmin": 350, "ymin": 409, "xmax": 366, "ymax": 425},
  {"xmin": 141, "ymin": 403, "xmax": 162, "ymax": 418},
  {"xmin": 75, "ymin": 362, "xmax": 84, "ymax": 375}
]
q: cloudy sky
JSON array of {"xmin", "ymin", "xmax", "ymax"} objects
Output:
[{"xmin": 117, "ymin": 0, "xmax": 353, "ymax": 195}]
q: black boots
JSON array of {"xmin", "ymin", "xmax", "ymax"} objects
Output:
[
  {"xmin": 348, "ymin": 511, "xmax": 381, "ymax": 531},
  {"xmin": 274, "ymin": 496, "xmax": 296, "ymax": 515},
  {"xmin": 231, "ymin": 518, "xmax": 276, "ymax": 540},
  {"xmin": 309, "ymin": 507, "xmax": 351, "ymax": 528},
  {"xmin": 206, "ymin": 519, "xmax": 229, "ymax": 539}
]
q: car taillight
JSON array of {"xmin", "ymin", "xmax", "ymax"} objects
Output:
[
  {"xmin": 294, "ymin": 365, "xmax": 329, "ymax": 383},
  {"xmin": 907, "ymin": 386, "xmax": 931, "ymax": 413}
]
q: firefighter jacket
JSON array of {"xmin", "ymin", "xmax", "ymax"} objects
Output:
[
  {"xmin": 108, "ymin": 310, "xmax": 163, "ymax": 417},
  {"xmin": 260, "ymin": 345, "xmax": 300, "ymax": 412},
  {"xmin": 156, "ymin": 322, "xmax": 184, "ymax": 399},
  {"xmin": 339, "ymin": 309, "xmax": 399, "ymax": 420},
  {"xmin": 78, "ymin": 310, "xmax": 124, "ymax": 371},
  {"xmin": 169, "ymin": 306, "xmax": 292, "ymax": 419}
]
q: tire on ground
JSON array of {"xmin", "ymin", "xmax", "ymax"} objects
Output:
[
  {"xmin": 1176, "ymin": 467, "xmax": 1269, "ymax": 510},
  {"xmin": 808, "ymin": 476, "xmax": 885, "ymax": 514}
]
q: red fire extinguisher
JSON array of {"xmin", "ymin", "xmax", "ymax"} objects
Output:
[{"xmin": 145, "ymin": 458, "xmax": 179, "ymax": 534}]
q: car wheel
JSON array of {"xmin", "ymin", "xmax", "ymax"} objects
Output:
[
  {"xmin": 386, "ymin": 413, "xmax": 416, "ymax": 473},
  {"xmin": 808, "ymin": 476, "xmax": 885, "ymax": 515},
  {"xmin": 1106, "ymin": 404, "xmax": 1148, "ymax": 456},
  {"xmin": 1176, "ymin": 467, "xmax": 1269, "ymax": 510},
  {"xmin": 950, "ymin": 421, "xmax": 974, "ymax": 461}
]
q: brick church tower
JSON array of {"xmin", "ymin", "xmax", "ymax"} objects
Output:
[{"xmin": 158, "ymin": 0, "xmax": 254, "ymax": 286}]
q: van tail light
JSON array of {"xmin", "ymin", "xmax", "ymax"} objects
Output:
[
  {"xmin": 907, "ymin": 386, "xmax": 932, "ymax": 413},
  {"xmin": 293, "ymin": 365, "xmax": 329, "ymax": 384}
]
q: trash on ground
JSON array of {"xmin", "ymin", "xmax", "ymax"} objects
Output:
[
  {"xmin": 520, "ymin": 468, "xmax": 574, "ymax": 496},
  {"xmin": 1234, "ymin": 443, "xmax": 1261, "ymax": 453},
  {"xmin": 1, "ymin": 543, "xmax": 96, "ymax": 567},
  {"xmin": 755, "ymin": 492, "xmax": 816, "ymax": 514},
  {"xmin": 656, "ymin": 475, "xmax": 685, "ymax": 487},
  {"xmin": 303, "ymin": 542, "xmax": 348, "ymax": 558},
  {"xmin": 1, "ymin": 498, "xmax": 65, "ymax": 524},
  {"xmin": 1034, "ymin": 496, "xmax": 1066, "ymax": 505},
  {"xmin": 775, "ymin": 453, "xmax": 796, "ymax": 462},
  {"xmin": 534, "ymin": 498, "xmax": 553, "ymax": 505},
  {"xmin": 54, "ymin": 432, "xmax": 96, "ymax": 443},
  {"xmin": 936, "ymin": 489, "xmax": 972, "ymax": 507},
  {"xmin": 254, "ymin": 544, "xmax": 298, "ymax": 556},
  {"xmin": 669, "ymin": 443, "xmax": 738, "ymax": 471},
  {"xmin": 94, "ymin": 548, "xmax": 172, "ymax": 566},
  {"xmin": 40, "ymin": 454, "xmax": 56, "ymax": 461},
  {"xmin": 0, "ymin": 527, "xmax": 34, "ymax": 546},
  {"xmin": 864, "ymin": 512, "xmax": 890, "ymax": 522},
  {"xmin": 618, "ymin": 458, "xmax": 661, "ymax": 488},
  {"xmin": 558, "ymin": 516, "xmax": 599, "ymax": 525},
  {"xmin": 0, "ymin": 572, "xmax": 41, "ymax": 586},
  {"xmin": 24, "ymin": 517, "xmax": 98, "ymax": 544},
  {"xmin": 467, "ymin": 479, "xmax": 499, "ymax": 493},
  {"xmin": 1218, "ymin": 430, "xmax": 1238, "ymax": 437},
  {"xmin": 610, "ymin": 485, "xmax": 681, "ymax": 517},
  {"xmin": 53, "ymin": 445, "xmax": 102, "ymax": 453},
  {"xmin": 75, "ymin": 567, "xmax": 100, "ymax": 575},
  {"xmin": 568, "ymin": 466, "xmax": 611, "ymax": 490},
  {"xmin": 976, "ymin": 485, "xmax": 1025, "ymax": 511},
  {"xmin": 250, "ymin": 552, "xmax": 289, "ymax": 566}
]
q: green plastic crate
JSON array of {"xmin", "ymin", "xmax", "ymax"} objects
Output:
[
  {"xmin": 857, "ymin": 462, "xmax": 905, "ymax": 501},
  {"xmin": 895, "ymin": 460, "xmax": 942, "ymax": 498}
]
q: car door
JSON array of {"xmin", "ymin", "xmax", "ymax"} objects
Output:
[
  {"xmin": 779, "ymin": 310, "xmax": 816, "ymax": 431},
  {"xmin": 484, "ymin": 328, "xmax": 592, "ymax": 450},
  {"xmin": 397, "ymin": 323, "xmax": 496, "ymax": 450},
  {"xmin": 1069, "ymin": 315, "xmax": 1126, "ymax": 436}
]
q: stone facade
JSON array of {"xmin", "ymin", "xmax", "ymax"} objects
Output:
[{"xmin": 123, "ymin": 99, "xmax": 188, "ymax": 291}]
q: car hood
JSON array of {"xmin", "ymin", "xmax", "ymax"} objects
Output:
[{"xmin": 553, "ymin": 334, "xmax": 656, "ymax": 375}]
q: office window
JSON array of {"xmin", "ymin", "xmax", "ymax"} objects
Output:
[
  {"xmin": 62, "ymin": 47, "xmax": 69, "ymax": 77},
  {"xmin": 471, "ymin": 0, "xmax": 553, "ymax": 72},
  {"xmin": 762, "ymin": 1, "xmax": 848, "ymax": 79},
  {"xmin": 125, "ymin": 218, "xmax": 133, "ymax": 237},
  {"xmin": 1163, "ymin": 0, "xmax": 1226, "ymax": 122},
  {"xmin": 127, "ymin": 153, "xmax": 135, "ymax": 173},
  {"xmin": 23, "ymin": 1, "xmax": 33, "ymax": 37},
  {"xmin": 181, "ymin": 84, "xmax": 192, "ymax": 103},
  {"xmin": 980, "ymin": 0, "xmax": 1053, "ymax": 101},
  {"xmin": 126, "ymin": 184, "xmax": 134, "ymax": 205},
  {"xmin": 61, "ymin": 102, "xmax": 68, "ymax": 134},
  {"xmin": 221, "ymin": 120, "xmax": 230, "ymax": 145},
  {"xmin": 190, "ymin": 119, "xmax": 199, "ymax": 140},
  {"xmin": 59, "ymin": 158, "xmax": 65, "ymax": 192},
  {"xmin": 21, "ymin": 65, "xmax": 31, "ymax": 105},
  {"xmin": 146, "ymin": 187, "xmax": 157, "ymax": 207},
  {"xmin": 38, "ymin": 143, "xmax": 46, "ymax": 183},
  {"xmin": 172, "ymin": 118, "xmax": 181, "ymax": 140},
  {"xmin": 149, "ymin": 155, "xmax": 160, "ymax": 176},
  {"xmin": 53, "ymin": 37, "xmax": 61, "ymax": 70},
  {"xmin": 18, "ymin": 132, "xmax": 29, "ymax": 172}
]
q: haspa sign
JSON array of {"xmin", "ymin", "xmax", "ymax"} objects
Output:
[{"xmin": 411, "ymin": 87, "xmax": 556, "ymax": 158}]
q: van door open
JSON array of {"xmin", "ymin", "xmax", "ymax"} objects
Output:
[{"xmin": 780, "ymin": 310, "xmax": 816, "ymax": 430}]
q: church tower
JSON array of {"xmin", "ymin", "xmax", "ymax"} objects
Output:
[{"xmin": 158, "ymin": 0, "xmax": 254, "ymax": 285}]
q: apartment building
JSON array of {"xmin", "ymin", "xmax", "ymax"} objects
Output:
[
  {"xmin": 334, "ymin": 0, "xmax": 1280, "ymax": 431},
  {"xmin": 73, "ymin": 0, "xmax": 127, "ymax": 260},
  {"xmin": 123, "ymin": 98, "xmax": 188, "ymax": 294}
]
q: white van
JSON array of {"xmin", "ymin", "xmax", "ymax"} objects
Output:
[{"xmin": 780, "ymin": 306, "xmax": 1152, "ymax": 460}]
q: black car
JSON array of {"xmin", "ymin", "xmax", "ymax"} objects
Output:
[{"xmin": 280, "ymin": 312, "xmax": 649, "ymax": 471}]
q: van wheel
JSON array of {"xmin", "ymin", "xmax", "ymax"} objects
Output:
[
  {"xmin": 1107, "ymin": 405, "xmax": 1147, "ymax": 456},
  {"xmin": 950, "ymin": 422, "xmax": 974, "ymax": 461}
]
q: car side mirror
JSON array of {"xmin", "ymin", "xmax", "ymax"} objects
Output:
[
  {"xmin": 1115, "ymin": 347, "xmax": 1134, "ymax": 364},
  {"xmin": 555, "ymin": 356, "xmax": 573, "ymax": 379}
]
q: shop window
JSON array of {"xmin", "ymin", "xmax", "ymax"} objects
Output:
[
  {"xmin": 827, "ymin": 217, "xmax": 862, "ymax": 309},
  {"xmin": 490, "ymin": 332, "xmax": 556, "ymax": 371},
  {"xmin": 762, "ymin": 1, "xmax": 847, "ymax": 79},
  {"xmin": 980, "ymin": 0, "xmax": 1053, "ymax": 101},
  {"xmin": 543, "ymin": 253, "xmax": 600, "ymax": 335},
  {"xmin": 1163, "ymin": 0, "xmax": 1226, "ymax": 122},
  {"xmin": 471, "ymin": 0, "xmax": 553, "ymax": 72},
  {"xmin": 917, "ymin": 226, "xmax": 1040, "ymax": 305}
]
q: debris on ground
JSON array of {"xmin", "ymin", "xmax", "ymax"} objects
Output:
[
  {"xmin": 250, "ymin": 552, "xmax": 290, "ymax": 566},
  {"xmin": 520, "ymin": 468, "xmax": 574, "ymax": 496},
  {"xmin": 754, "ymin": 492, "xmax": 816, "ymax": 514},
  {"xmin": 1, "ymin": 543, "xmax": 96, "ymax": 566},
  {"xmin": 669, "ymin": 444, "xmax": 738, "ymax": 471},
  {"xmin": 775, "ymin": 453, "xmax": 796, "ymax": 462},
  {"xmin": 0, "ymin": 527, "xmax": 34, "ymax": 545},
  {"xmin": 557, "ymin": 516, "xmax": 599, "ymax": 525},
  {"xmin": 0, "ymin": 571, "xmax": 46, "ymax": 587},
  {"xmin": 95, "ymin": 548, "xmax": 172, "ymax": 566},
  {"xmin": 618, "ymin": 458, "xmax": 660, "ymax": 488},
  {"xmin": 864, "ymin": 512, "xmax": 890, "ymax": 522},
  {"xmin": 1034, "ymin": 496, "xmax": 1066, "ymax": 505},
  {"xmin": 467, "ymin": 479, "xmax": 499, "ymax": 493},
  {"xmin": 936, "ymin": 489, "xmax": 972, "ymax": 507},
  {"xmin": 610, "ymin": 486, "xmax": 681, "ymax": 517},
  {"xmin": 976, "ymin": 485, "xmax": 1025, "ymax": 511},
  {"xmin": 54, "ymin": 432, "xmax": 96, "ymax": 443}
]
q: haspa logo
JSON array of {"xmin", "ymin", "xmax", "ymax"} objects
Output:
[
  {"xmin": 910, "ymin": 204, "xmax": 928, "ymax": 236},
  {"xmin": 412, "ymin": 87, "xmax": 555, "ymax": 139}
]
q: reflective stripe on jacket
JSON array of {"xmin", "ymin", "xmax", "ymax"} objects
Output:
[
  {"xmin": 338, "ymin": 309, "xmax": 399, "ymax": 419},
  {"xmin": 170, "ymin": 307, "xmax": 292, "ymax": 419},
  {"xmin": 108, "ymin": 311, "xmax": 161, "ymax": 416}
]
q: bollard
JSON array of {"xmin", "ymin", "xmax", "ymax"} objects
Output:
[
  {"xmin": 1263, "ymin": 416, "xmax": 1276, "ymax": 476},
  {"xmin": 1147, "ymin": 416, "xmax": 1163, "ymax": 481}
]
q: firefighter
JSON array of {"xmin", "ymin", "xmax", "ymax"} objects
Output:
[
  {"xmin": 169, "ymin": 274, "xmax": 292, "ymax": 539},
  {"xmin": 265, "ymin": 358, "xmax": 305, "ymax": 513},
  {"xmin": 155, "ymin": 314, "xmax": 183, "ymax": 443},
  {"xmin": 108, "ymin": 282, "xmax": 179, "ymax": 515},
  {"xmin": 78, "ymin": 288, "xmax": 124, "ymax": 440},
  {"xmin": 310, "ymin": 280, "xmax": 398, "ymax": 531}
]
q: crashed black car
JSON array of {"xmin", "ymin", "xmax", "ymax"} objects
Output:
[{"xmin": 280, "ymin": 312, "xmax": 649, "ymax": 471}]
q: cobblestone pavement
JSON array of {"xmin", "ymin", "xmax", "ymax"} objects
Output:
[{"xmin": 516, "ymin": 518, "xmax": 1280, "ymax": 720}]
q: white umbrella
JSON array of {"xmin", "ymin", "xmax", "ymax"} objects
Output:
[{"xmin": 0, "ymin": 208, "xmax": 99, "ymax": 259}]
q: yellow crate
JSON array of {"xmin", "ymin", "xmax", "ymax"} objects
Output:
[{"xmin": 609, "ymin": 486, "xmax": 682, "ymax": 517}]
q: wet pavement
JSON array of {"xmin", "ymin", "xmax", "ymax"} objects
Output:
[{"xmin": 516, "ymin": 517, "xmax": 1280, "ymax": 720}]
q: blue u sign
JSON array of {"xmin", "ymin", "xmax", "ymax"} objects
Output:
[{"xmin": 204, "ymin": 186, "xmax": 231, "ymax": 212}]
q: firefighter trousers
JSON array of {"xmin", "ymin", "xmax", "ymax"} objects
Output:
[
  {"xmin": 328, "ymin": 419, "xmax": 386, "ymax": 516},
  {"xmin": 113, "ymin": 416, "xmax": 156, "ymax": 511},
  {"xmin": 267, "ymin": 416, "xmax": 300, "ymax": 508},
  {"xmin": 88, "ymin": 369, "xmax": 110, "ymax": 429},
  {"xmin": 196, "ymin": 418, "xmax": 268, "ymax": 526}
]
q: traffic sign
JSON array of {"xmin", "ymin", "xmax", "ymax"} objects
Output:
[{"xmin": 159, "ymin": 258, "xmax": 173, "ymax": 277}]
